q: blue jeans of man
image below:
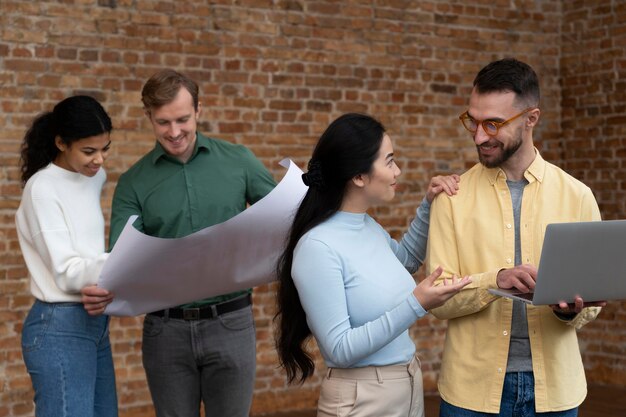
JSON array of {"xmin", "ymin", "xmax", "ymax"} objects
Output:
[
  {"xmin": 142, "ymin": 305, "xmax": 256, "ymax": 417},
  {"xmin": 440, "ymin": 372, "xmax": 578, "ymax": 417},
  {"xmin": 21, "ymin": 300, "xmax": 118, "ymax": 417}
]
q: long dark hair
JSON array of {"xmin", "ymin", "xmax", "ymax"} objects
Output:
[
  {"xmin": 20, "ymin": 95, "xmax": 113, "ymax": 185},
  {"xmin": 275, "ymin": 113, "xmax": 386, "ymax": 383}
]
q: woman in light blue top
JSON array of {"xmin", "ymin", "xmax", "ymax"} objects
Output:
[{"xmin": 275, "ymin": 113, "xmax": 471, "ymax": 417}]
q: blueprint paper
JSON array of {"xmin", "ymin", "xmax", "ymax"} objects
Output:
[{"xmin": 99, "ymin": 159, "xmax": 306, "ymax": 316}]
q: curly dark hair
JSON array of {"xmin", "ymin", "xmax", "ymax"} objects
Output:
[{"xmin": 20, "ymin": 95, "xmax": 112, "ymax": 185}]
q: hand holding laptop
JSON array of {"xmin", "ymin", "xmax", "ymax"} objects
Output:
[
  {"xmin": 552, "ymin": 297, "xmax": 607, "ymax": 315},
  {"xmin": 489, "ymin": 219, "xmax": 626, "ymax": 306}
]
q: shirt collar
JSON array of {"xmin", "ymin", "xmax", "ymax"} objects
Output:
[
  {"xmin": 483, "ymin": 147, "xmax": 546, "ymax": 185},
  {"xmin": 150, "ymin": 132, "xmax": 211, "ymax": 165}
]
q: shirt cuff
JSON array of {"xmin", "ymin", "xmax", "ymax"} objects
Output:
[
  {"xmin": 553, "ymin": 310, "xmax": 577, "ymax": 321},
  {"xmin": 408, "ymin": 293, "xmax": 428, "ymax": 318}
]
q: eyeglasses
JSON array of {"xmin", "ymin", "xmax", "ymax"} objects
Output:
[{"xmin": 459, "ymin": 108, "xmax": 535, "ymax": 137}]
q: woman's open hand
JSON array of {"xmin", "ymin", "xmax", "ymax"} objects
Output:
[{"xmin": 413, "ymin": 266, "xmax": 471, "ymax": 311}]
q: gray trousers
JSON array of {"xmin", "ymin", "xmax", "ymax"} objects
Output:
[{"xmin": 142, "ymin": 305, "xmax": 256, "ymax": 417}]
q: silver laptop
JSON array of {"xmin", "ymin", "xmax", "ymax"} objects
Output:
[{"xmin": 488, "ymin": 220, "xmax": 626, "ymax": 305}]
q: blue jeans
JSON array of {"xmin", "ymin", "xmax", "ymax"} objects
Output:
[
  {"xmin": 21, "ymin": 300, "xmax": 118, "ymax": 417},
  {"xmin": 142, "ymin": 305, "xmax": 256, "ymax": 417},
  {"xmin": 440, "ymin": 372, "xmax": 578, "ymax": 417}
]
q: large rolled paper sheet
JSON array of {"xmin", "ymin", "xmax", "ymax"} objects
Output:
[{"xmin": 98, "ymin": 159, "xmax": 306, "ymax": 316}]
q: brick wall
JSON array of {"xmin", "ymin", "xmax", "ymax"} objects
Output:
[
  {"xmin": 0, "ymin": 1, "xmax": 623, "ymax": 416},
  {"xmin": 560, "ymin": 1, "xmax": 626, "ymax": 387}
]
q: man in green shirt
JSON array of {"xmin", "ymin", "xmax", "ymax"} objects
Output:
[{"xmin": 109, "ymin": 69, "xmax": 276, "ymax": 417}]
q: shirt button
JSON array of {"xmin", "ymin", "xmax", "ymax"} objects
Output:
[
  {"xmin": 506, "ymin": 258, "xmax": 512, "ymax": 264},
  {"xmin": 498, "ymin": 368, "xmax": 503, "ymax": 373},
  {"xmin": 506, "ymin": 224, "xmax": 512, "ymax": 229},
  {"xmin": 503, "ymin": 331, "xmax": 508, "ymax": 336}
]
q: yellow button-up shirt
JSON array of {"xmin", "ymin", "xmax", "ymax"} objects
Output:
[{"xmin": 427, "ymin": 151, "xmax": 601, "ymax": 413}]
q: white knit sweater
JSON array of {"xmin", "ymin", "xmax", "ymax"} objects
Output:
[{"xmin": 16, "ymin": 163, "xmax": 109, "ymax": 302}]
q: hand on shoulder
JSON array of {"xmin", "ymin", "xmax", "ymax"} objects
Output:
[{"xmin": 426, "ymin": 174, "xmax": 460, "ymax": 203}]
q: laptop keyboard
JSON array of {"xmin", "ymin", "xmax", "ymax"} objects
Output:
[{"xmin": 511, "ymin": 292, "xmax": 534, "ymax": 301}]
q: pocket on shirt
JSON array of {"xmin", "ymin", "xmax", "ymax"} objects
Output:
[{"xmin": 539, "ymin": 219, "xmax": 578, "ymax": 256}]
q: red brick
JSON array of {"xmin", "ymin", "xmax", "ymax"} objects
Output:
[
  {"xmin": 0, "ymin": 2, "xmax": 625, "ymax": 416},
  {"xmin": 4, "ymin": 59, "xmax": 46, "ymax": 72},
  {"xmin": 79, "ymin": 50, "xmax": 99, "ymax": 61},
  {"xmin": 57, "ymin": 48, "xmax": 77, "ymax": 60},
  {"xmin": 11, "ymin": 47, "xmax": 32, "ymax": 58}
]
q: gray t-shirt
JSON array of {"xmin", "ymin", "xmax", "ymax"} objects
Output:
[{"xmin": 506, "ymin": 178, "xmax": 533, "ymax": 372}]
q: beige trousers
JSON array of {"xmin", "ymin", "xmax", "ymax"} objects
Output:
[{"xmin": 317, "ymin": 355, "xmax": 424, "ymax": 417}]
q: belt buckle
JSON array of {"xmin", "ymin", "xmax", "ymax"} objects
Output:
[{"xmin": 183, "ymin": 308, "xmax": 200, "ymax": 320}]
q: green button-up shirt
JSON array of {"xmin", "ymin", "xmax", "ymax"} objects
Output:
[{"xmin": 109, "ymin": 132, "xmax": 276, "ymax": 308}]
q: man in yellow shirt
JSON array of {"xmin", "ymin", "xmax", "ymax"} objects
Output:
[{"xmin": 427, "ymin": 58, "xmax": 604, "ymax": 416}]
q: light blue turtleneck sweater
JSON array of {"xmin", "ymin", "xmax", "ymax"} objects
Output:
[{"xmin": 292, "ymin": 199, "xmax": 430, "ymax": 369}]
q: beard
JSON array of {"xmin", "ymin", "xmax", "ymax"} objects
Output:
[{"xmin": 477, "ymin": 126, "xmax": 523, "ymax": 168}]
